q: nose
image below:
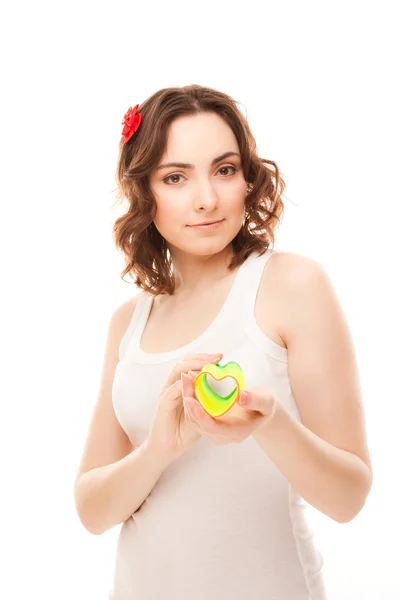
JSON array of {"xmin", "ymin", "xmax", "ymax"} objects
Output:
[{"xmin": 192, "ymin": 179, "xmax": 219, "ymax": 211}]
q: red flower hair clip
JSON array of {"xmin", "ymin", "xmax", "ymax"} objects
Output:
[{"xmin": 121, "ymin": 104, "xmax": 142, "ymax": 143}]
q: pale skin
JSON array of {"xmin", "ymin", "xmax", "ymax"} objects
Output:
[
  {"xmin": 74, "ymin": 111, "xmax": 372, "ymax": 533},
  {"xmin": 148, "ymin": 111, "xmax": 373, "ymax": 522},
  {"xmin": 149, "ymin": 111, "xmax": 248, "ymax": 298},
  {"xmin": 143, "ymin": 111, "xmax": 286, "ymax": 352},
  {"xmin": 180, "ymin": 253, "xmax": 373, "ymax": 523}
]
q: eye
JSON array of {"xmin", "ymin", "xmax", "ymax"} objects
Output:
[
  {"xmin": 218, "ymin": 165, "xmax": 237, "ymax": 177},
  {"xmin": 163, "ymin": 165, "xmax": 238, "ymax": 185},
  {"xmin": 163, "ymin": 173, "xmax": 185, "ymax": 185}
]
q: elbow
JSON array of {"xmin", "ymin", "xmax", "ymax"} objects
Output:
[
  {"xmin": 334, "ymin": 504, "xmax": 365, "ymax": 524},
  {"xmin": 335, "ymin": 504, "xmax": 366, "ymax": 524},
  {"xmin": 87, "ymin": 525, "xmax": 107, "ymax": 536},
  {"xmin": 76, "ymin": 513, "xmax": 106, "ymax": 536},
  {"xmin": 74, "ymin": 478, "xmax": 108, "ymax": 536},
  {"xmin": 334, "ymin": 467, "xmax": 373, "ymax": 524},
  {"xmin": 332, "ymin": 499, "xmax": 367, "ymax": 524}
]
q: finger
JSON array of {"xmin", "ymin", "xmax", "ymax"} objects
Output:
[
  {"xmin": 240, "ymin": 390, "xmax": 277, "ymax": 418},
  {"xmin": 184, "ymin": 399, "xmax": 223, "ymax": 434},
  {"xmin": 160, "ymin": 378, "xmax": 184, "ymax": 412},
  {"xmin": 189, "ymin": 397, "xmax": 256, "ymax": 439},
  {"xmin": 181, "ymin": 373, "xmax": 194, "ymax": 399},
  {"xmin": 180, "ymin": 356, "xmax": 222, "ymax": 373},
  {"xmin": 167, "ymin": 356, "xmax": 222, "ymax": 388},
  {"xmin": 184, "ymin": 400, "xmax": 200, "ymax": 426}
]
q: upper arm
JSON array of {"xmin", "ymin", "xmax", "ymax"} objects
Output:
[
  {"xmin": 273, "ymin": 252, "xmax": 372, "ymax": 475},
  {"xmin": 74, "ymin": 293, "xmax": 144, "ymax": 485}
]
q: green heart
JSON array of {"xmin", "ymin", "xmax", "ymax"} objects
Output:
[{"xmin": 193, "ymin": 361, "xmax": 245, "ymax": 418}]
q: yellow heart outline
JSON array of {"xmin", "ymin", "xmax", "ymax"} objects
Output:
[{"xmin": 193, "ymin": 361, "xmax": 245, "ymax": 418}]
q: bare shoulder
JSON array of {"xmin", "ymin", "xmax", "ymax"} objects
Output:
[
  {"xmin": 73, "ymin": 291, "xmax": 146, "ymax": 485},
  {"xmin": 110, "ymin": 291, "xmax": 146, "ymax": 336},
  {"xmin": 113, "ymin": 291, "xmax": 146, "ymax": 320},
  {"xmin": 267, "ymin": 250, "xmax": 345, "ymax": 347},
  {"xmin": 260, "ymin": 251, "xmax": 330, "ymax": 346},
  {"xmin": 265, "ymin": 254, "xmax": 373, "ymax": 489},
  {"xmin": 263, "ymin": 251, "xmax": 331, "ymax": 303},
  {"xmin": 266, "ymin": 250, "xmax": 327, "ymax": 285}
]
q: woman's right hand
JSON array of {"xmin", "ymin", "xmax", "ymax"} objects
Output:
[{"xmin": 146, "ymin": 352, "xmax": 223, "ymax": 465}]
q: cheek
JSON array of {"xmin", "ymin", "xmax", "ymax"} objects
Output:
[
  {"xmin": 155, "ymin": 201, "xmax": 185, "ymax": 229},
  {"xmin": 227, "ymin": 191, "xmax": 246, "ymax": 217},
  {"xmin": 225, "ymin": 180, "xmax": 247, "ymax": 207}
]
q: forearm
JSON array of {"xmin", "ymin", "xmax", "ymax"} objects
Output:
[
  {"xmin": 252, "ymin": 402, "xmax": 372, "ymax": 523},
  {"xmin": 74, "ymin": 441, "xmax": 173, "ymax": 535}
]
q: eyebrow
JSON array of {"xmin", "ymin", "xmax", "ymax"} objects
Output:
[{"xmin": 156, "ymin": 151, "xmax": 241, "ymax": 170}]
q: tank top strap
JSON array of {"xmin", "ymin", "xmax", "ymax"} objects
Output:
[
  {"xmin": 119, "ymin": 248, "xmax": 277, "ymax": 362},
  {"xmin": 229, "ymin": 247, "xmax": 277, "ymax": 325},
  {"xmin": 118, "ymin": 293, "xmax": 151, "ymax": 361}
]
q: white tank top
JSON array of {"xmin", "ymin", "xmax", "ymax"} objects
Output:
[{"xmin": 110, "ymin": 248, "xmax": 327, "ymax": 600}]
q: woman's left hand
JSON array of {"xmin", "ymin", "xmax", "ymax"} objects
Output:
[{"xmin": 181, "ymin": 372, "xmax": 278, "ymax": 444}]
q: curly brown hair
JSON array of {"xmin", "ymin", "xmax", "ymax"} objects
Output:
[{"xmin": 112, "ymin": 84, "xmax": 287, "ymax": 297}]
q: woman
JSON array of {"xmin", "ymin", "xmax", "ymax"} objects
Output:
[{"xmin": 74, "ymin": 84, "xmax": 373, "ymax": 600}]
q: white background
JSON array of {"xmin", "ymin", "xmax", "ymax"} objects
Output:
[{"xmin": 1, "ymin": 1, "xmax": 399, "ymax": 598}]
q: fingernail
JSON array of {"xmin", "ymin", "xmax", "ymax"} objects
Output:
[{"xmin": 239, "ymin": 391, "xmax": 249, "ymax": 405}]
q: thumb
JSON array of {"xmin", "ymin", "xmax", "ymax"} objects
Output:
[{"xmin": 239, "ymin": 387, "xmax": 275, "ymax": 415}]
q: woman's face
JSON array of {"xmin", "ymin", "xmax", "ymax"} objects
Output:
[{"xmin": 149, "ymin": 112, "xmax": 247, "ymax": 256}]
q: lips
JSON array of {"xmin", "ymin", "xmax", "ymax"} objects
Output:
[{"xmin": 189, "ymin": 219, "xmax": 223, "ymax": 226}]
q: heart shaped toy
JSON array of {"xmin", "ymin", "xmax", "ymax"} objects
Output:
[{"xmin": 193, "ymin": 361, "xmax": 245, "ymax": 418}]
